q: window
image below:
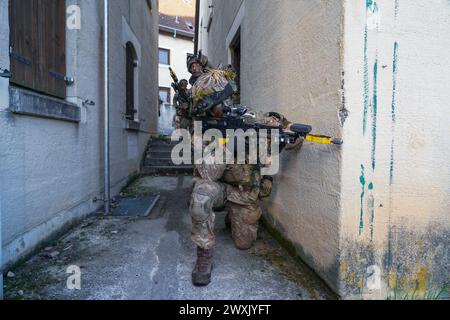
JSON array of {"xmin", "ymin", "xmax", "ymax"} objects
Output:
[
  {"xmin": 9, "ymin": 0, "xmax": 67, "ymax": 98},
  {"xmin": 159, "ymin": 87, "xmax": 171, "ymax": 104},
  {"xmin": 126, "ymin": 42, "xmax": 138, "ymax": 120},
  {"xmin": 159, "ymin": 48, "xmax": 170, "ymax": 65}
]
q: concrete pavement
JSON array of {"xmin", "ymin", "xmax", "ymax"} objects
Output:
[{"xmin": 4, "ymin": 176, "xmax": 336, "ymax": 300}]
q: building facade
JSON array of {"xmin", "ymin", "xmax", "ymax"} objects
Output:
[
  {"xmin": 197, "ymin": 0, "xmax": 450, "ymax": 299},
  {"xmin": 0, "ymin": 0, "xmax": 159, "ymax": 270},
  {"xmin": 158, "ymin": 10, "xmax": 195, "ymax": 135}
]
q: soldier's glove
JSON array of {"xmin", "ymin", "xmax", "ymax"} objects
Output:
[{"xmin": 284, "ymin": 136, "xmax": 304, "ymax": 151}]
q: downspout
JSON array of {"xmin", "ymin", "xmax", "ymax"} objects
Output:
[
  {"xmin": 194, "ymin": 0, "xmax": 200, "ymax": 54},
  {"xmin": 0, "ymin": 197, "xmax": 3, "ymax": 300},
  {"xmin": 104, "ymin": 0, "xmax": 111, "ymax": 215}
]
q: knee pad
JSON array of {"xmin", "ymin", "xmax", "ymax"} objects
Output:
[
  {"xmin": 190, "ymin": 192, "xmax": 214, "ymax": 223},
  {"xmin": 190, "ymin": 181, "xmax": 225, "ymax": 223}
]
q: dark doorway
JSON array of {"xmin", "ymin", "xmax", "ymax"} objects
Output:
[{"xmin": 229, "ymin": 28, "xmax": 241, "ymax": 104}]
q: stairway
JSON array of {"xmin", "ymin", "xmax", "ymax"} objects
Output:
[{"xmin": 142, "ymin": 138, "xmax": 193, "ymax": 175}]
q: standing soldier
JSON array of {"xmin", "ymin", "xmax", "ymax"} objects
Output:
[{"xmin": 172, "ymin": 79, "xmax": 191, "ymax": 130}]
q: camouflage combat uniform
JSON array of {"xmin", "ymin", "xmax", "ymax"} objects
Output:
[
  {"xmin": 189, "ymin": 66, "xmax": 280, "ymax": 251},
  {"xmin": 186, "ymin": 53, "xmax": 294, "ymax": 286},
  {"xmin": 190, "ymin": 119, "xmax": 278, "ymax": 251},
  {"xmin": 172, "ymin": 91, "xmax": 192, "ymax": 130}
]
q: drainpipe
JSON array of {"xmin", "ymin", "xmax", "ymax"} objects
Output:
[
  {"xmin": 194, "ymin": 0, "xmax": 200, "ymax": 54},
  {"xmin": 104, "ymin": 0, "xmax": 111, "ymax": 215},
  {"xmin": 0, "ymin": 197, "xmax": 3, "ymax": 300}
]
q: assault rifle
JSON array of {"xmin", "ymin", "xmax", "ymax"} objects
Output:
[
  {"xmin": 197, "ymin": 106, "xmax": 343, "ymax": 152},
  {"xmin": 169, "ymin": 67, "xmax": 191, "ymax": 103}
]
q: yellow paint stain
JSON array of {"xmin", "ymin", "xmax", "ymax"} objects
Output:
[
  {"xmin": 357, "ymin": 278, "xmax": 364, "ymax": 290},
  {"xmin": 349, "ymin": 272, "xmax": 355, "ymax": 286},
  {"xmin": 218, "ymin": 138, "xmax": 230, "ymax": 145},
  {"xmin": 416, "ymin": 267, "xmax": 428, "ymax": 292},
  {"xmin": 340, "ymin": 260, "xmax": 347, "ymax": 280},
  {"xmin": 389, "ymin": 272, "xmax": 397, "ymax": 289}
]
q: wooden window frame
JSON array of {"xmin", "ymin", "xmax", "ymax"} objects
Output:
[
  {"xmin": 159, "ymin": 87, "xmax": 171, "ymax": 104},
  {"xmin": 158, "ymin": 48, "xmax": 170, "ymax": 65},
  {"xmin": 126, "ymin": 42, "xmax": 138, "ymax": 121}
]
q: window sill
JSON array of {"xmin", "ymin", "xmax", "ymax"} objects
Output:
[
  {"xmin": 9, "ymin": 86, "xmax": 81, "ymax": 123},
  {"xmin": 125, "ymin": 119, "xmax": 141, "ymax": 131}
]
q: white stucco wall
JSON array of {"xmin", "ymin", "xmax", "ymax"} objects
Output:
[
  {"xmin": 199, "ymin": 0, "xmax": 344, "ymax": 292},
  {"xmin": 340, "ymin": 0, "xmax": 450, "ymax": 299},
  {"xmin": 0, "ymin": 0, "xmax": 159, "ymax": 269},
  {"xmin": 199, "ymin": 0, "xmax": 449, "ymax": 299}
]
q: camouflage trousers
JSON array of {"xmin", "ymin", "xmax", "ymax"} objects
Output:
[{"xmin": 190, "ymin": 178, "xmax": 262, "ymax": 250}]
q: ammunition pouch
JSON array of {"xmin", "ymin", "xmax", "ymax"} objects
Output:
[{"xmin": 222, "ymin": 164, "xmax": 261, "ymax": 188}]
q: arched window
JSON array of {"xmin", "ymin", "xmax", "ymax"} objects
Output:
[{"xmin": 126, "ymin": 42, "xmax": 138, "ymax": 120}]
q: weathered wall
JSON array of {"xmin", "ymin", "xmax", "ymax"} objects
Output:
[
  {"xmin": 199, "ymin": 0, "xmax": 344, "ymax": 292},
  {"xmin": 202, "ymin": 0, "xmax": 243, "ymax": 66},
  {"xmin": 108, "ymin": 0, "xmax": 159, "ymax": 183},
  {"xmin": 0, "ymin": 0, "xmax": 9, "ymax": 298},
  {"xmin": 340, "ymin": 0, "xmax": 450, "ymax": 299},
  {"xmin": 198, "ymin": 0, "xmax": 449, "ymax": 299},
  {"xmin": 0, "ymin": 0, "xmax": 159, "ymax": 269}
]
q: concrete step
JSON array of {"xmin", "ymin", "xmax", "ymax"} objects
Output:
[
  {"xmin": 147, "ymin": 145, "xmax": 179, "ymax": 153},
  {"xmin": 144, "ymin": 158, "xmax": 190, "ymax": 166},
  {"xmin": 141, "ymin": 165, "xmax": 193, "ymax": 175},
  {"xmin": 142, "ymin": 138, "xmax": 192, "ymax": 175},
  {"xmin": 146, "ymin": 150, "xmax": 191, "ymax": 159},
  {"xmin": 149, "ymin": 140, "xmax": 181, "ymax": 147},
  {"xmin": 146, "ymin": 150, "xmax": 174, "ymax": 158}
]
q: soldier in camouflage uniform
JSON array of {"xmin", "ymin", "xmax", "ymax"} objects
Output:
[
  {"xmin": 186, "ymin": 53, "xmax": 303, "ymax": 286},
  {"xmin": 172, "ymin": 79, "xmax": 192, "ymax": 130}
]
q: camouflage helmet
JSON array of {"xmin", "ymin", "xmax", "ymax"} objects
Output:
[{"xmin": 187, "ymin": 50, "xmax": 209, "ymax": 73}]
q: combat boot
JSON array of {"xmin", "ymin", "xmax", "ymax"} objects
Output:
[{"xmin": 192, "ymin": 247, "xmax": 214, "ymax": 286}]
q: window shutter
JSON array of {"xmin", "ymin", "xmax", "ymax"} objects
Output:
[
  {"xmin": 9, "ymin": 0, "xmax": 66, "ymax": 98},
  {"xmin": 9, "ymin": 0, "xmax": 39, "ymax": 91},
  {"xmin": 38, "ymin": 0, "xmax": 66, "ymax": 98}
]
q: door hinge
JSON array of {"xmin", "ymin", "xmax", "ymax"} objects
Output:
[
  {"xmin": 0, "ymin": 68, "xmax": 12, "ymax": 78},
  {"xmin": 9, "ymin": 46, "xmax": 32, "ymax": 66}
]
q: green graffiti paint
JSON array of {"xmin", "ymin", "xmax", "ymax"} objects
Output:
[
  {"xmin": 371, "ymin": 60, "xmax": 378, "ymax": 171},
  {"xmin": 363, "ymin": 28, "xmax": 369, "ymax": 135},
  {"xmin": 368, "ymin": 183, "xmax": 375, "ymax": 241},
  {"xmin": 363, "ymin": 0, "xmax": 379, "ymax": 139},
  {"xmin": 390, "ymin": 42, "xmax": 399, "ymax": 185},
  {"xmin": 359, "ymin": 165, "xmax": 366, "ymax": 235}
]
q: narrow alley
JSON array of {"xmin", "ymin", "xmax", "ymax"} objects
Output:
[
  {"xmin": 3, "ymin": 175, "xmax": 335, "ymax": 300},
  {"xmin": 1, "ymin": 0, "xmax": 449, "ymax": 303}
]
